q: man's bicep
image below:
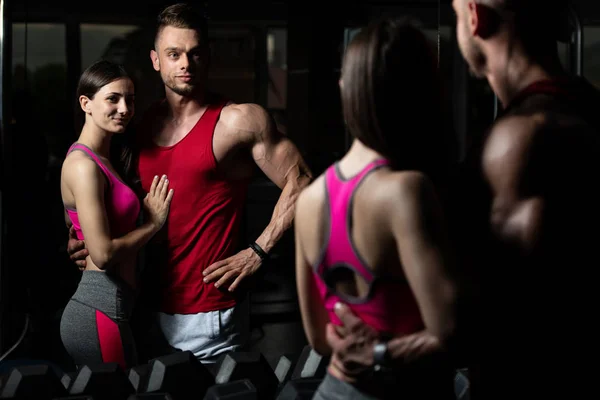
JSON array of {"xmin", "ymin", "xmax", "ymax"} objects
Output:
[
  {"xmin": 252, "ymin": 134, "xmax": 308, "ymax": 189},
  {"xmin": 483, "ymin": 117, "xmax": 544, "ymax": 250},
  {"xmin": 491, "ymin": 195, "xmax": 545, "ymax": 252}
]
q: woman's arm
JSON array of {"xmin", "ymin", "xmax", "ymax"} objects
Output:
[
  {"xmin": 295, "ymin": 189, "xmax": 331, "ymax": 356},
  {"xmin": 65, "ymin": 156, "xmax": 172, "ymax": 271},
  {"xmin": 391, "ymin": 172, "xmax": 457, "ymax": 345}
]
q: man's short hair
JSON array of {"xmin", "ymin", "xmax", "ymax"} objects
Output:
[{"xmin": 155, "ymin": 3, "xmax": 209, "ymax": 48}]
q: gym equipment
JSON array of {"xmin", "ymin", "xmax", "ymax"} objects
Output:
[
  {"xmin": 61, "ymin": 371, "xmax": 77, "ymax": 391},
  {"xmin": 276, "ymin": 378, "xmax": 322, "ymax": 400},
  {"xmin": 68, "ymin": 362, "xmax": 134, "ymax": 399},
  {"xmin": 128, "ymin": 393, "xmax": 173, "ymax": 399},
  {"xmin": 454, "ymin": 368, "xmax": 470, "ymax": 400},
  {"xmin": 0, "ymin": 364, "xmax": 67, "ymax": 398},
  {"xmin": 143, "ymin": 350, "xmax": 214, "ymax": 399},
  {"xmin": 203, "ymin": 379, "xmax": 257, "ymax": 400},
  {"xmin": 128, "ymin": 363, "xmax": 150, "ymax": 392},
  {"xmin": 290, "ymin": 346, "xmax": 327, "ymax": 381},
  {"xmin": 273, "ymin": 352, "xmax": 297, "ymax": 385},
  {"xmin": 274, "ymin": 345, "xmax": 328, "ymax": 387},
  {"xmin": 213, "ymin": 352, "xmax": 278, "ymax": 399}
]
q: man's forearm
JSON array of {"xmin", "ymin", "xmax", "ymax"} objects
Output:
[{"xmin": 255, "ymin": 173, "xmax": 311, "ymax": 253}]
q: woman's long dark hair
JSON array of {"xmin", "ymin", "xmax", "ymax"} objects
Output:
[
  {"xmin": 74, "ymin": 59, "xmax": 140, "ymax": 192},
  {"xmin": 341, "ymin": 17, "xmax": 450, "ymax": 182}
]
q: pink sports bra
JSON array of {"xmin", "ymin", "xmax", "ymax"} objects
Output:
[
  {"xmin": 64, "ymin": 143, "xmax": 140, "ymax": 241},
  {"xmin": 313, "ymin": 159, "xmax": 425, "ymax": 335}
]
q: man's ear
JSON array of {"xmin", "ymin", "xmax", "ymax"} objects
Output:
[
  {"xmin": 150, "ymin": 49, "xmax": 160, "ymax": 72},
  {"xmin": 468, "ymin": 1, "xmax": 500, "ymax": 38}
]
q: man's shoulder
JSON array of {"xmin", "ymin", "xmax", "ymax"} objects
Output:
[
  {"xmin": 218, "ymin": 102, "xmax": 270, "ymax": 139},
  {"xmin": 220, "ymin": 102, "xmax": 267, "ymax": 121},
  {"xmin": 488, "ymin": 113, "xmax": 545, "ymax": 147}
]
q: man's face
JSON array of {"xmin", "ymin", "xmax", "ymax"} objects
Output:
[
  {"xmin": 453, "ymin": 0, "xmax": 486, "ymax": 78},
  {"xmin": 151, "ymin": 26, "xmax": 209, "ymax": 96}
]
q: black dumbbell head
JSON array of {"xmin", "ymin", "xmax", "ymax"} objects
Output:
[
  {"xmin": 203, "ymin": 379, "xmax": 257, "ymax": 400},
  {"xmin": 214, "ymin": 352, "xmax": 278, "ymax": 400},
  {"xmin": 0, "ymin": 364, "xmax": 68, "ymax": 398},
  {"xmin": 69, "ymin": 363, "xmax": 135, "ymax": 399},
  {"xmin": 144, "ymin": 350, "xmax": 214, "ymax": 398}
]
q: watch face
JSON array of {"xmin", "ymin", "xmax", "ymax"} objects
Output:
[{"xmin": 373, "ymin": 342, "xmax": 388, "ymax": 365}]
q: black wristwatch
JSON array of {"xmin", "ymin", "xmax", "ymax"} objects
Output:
[
  {"xmin": 249, "ymin": 242, "xmax": 268, "ymax": 261},
  {"xmin": 373, "ymin": 342, "xmax": 390, "ymax": 372}
]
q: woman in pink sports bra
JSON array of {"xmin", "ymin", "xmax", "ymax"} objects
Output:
[
  {"xmin": 294, "ymin": 18, "xmax": 459, "ymax": 399},
  {"xmin": 59, "ymin": 60, "xmax": 173, "ymax": 370}
]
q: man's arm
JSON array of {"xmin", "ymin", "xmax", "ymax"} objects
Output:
[
  {"xmin": 482, "ymin": 114, "xmax": 546, "ymax": 252},
  {"xmin": 203, "ymin": 104, "xmax": 312, "ymax": 291}
]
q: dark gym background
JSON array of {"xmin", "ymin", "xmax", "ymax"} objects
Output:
[{"xmin": 0, "ymin": 0, "xmax": 599, "ymax": 375}]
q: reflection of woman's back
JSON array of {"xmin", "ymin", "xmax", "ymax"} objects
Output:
[
  {"xmin": 296, "ymin": 17, "xmax": 457, "ymax": 400},
  {"xmin": 313, "ymin": 159, "xmax": 424, "ymax": 337}
]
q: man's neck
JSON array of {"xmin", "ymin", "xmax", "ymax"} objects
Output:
[
  {"xmin": 165, "ymin": 89, "xmax": 208, "ymax": 124},
  {"xmin": 485, "ymin": 42, "xmax": 563, "ymax": 109}
]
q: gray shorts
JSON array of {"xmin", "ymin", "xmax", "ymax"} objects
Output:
[{"xmin": 157, "ymin": 297, "xmax": 250, "ymax": 364}]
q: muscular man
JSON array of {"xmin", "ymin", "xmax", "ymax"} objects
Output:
[
  {"xmin": 326, "ymin": 1, "xmax": 600, "ymax": 397},
  {"xmin": 68, "ymin": 3, "xmax": 312, "ymax": 363}
]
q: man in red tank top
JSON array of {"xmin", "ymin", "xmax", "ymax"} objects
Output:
[
  {"xmin": 68, "ymin": 3, "xmax": 312, "ymax": 363},
  {"xmin": 326, "ymin": 1, "xmax": 600, "ymax": 398}
]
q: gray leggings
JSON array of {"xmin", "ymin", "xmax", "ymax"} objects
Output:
[{"xmin": 60, "ymin": 271, "xmax": 137, "ymax": 369}]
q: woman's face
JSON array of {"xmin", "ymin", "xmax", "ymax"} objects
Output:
[{"xmin": 82, "ymin": 77, "xmax": 135, "ymax": 134}]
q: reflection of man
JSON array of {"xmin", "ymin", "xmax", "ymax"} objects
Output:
[
  {"xmin": 328, "ymin": 1, "xmax": 600, "ymax": 398},
  {"xmin": 68, "ymin": 2, "xmax": 312, "ymax": 364}
]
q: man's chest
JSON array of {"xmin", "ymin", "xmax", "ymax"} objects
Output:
[{"xmin": 138, "ymin": 125, "xmax": 254, "ymax": 191}]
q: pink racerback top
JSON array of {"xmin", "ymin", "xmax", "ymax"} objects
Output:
[
  {"xmin": 65, "ymin": 143, "xmax": 140, "ymax": 241},
  {"xmin": 313, "ymin": 159, "xmax": 425, "ymax": 335}
]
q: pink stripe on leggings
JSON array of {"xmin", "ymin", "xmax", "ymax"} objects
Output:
[{"xmin": 95, "ymin": 310, "xmax": 126, "ymax": 369}]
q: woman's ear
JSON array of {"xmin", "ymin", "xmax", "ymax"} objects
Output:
[{"xmin": 79, "ymin": 95, "xmax": 91, "ymax": 114}]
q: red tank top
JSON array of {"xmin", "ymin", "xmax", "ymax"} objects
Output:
[
  {"xmin": 137, "ymin": 99, "xmax": 248, "ymax": 313},
  {"xmin": 314, "ymin": 160, "xmax": 425, "ymax": 335}
]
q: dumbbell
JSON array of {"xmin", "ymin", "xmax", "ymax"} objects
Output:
[
  {"xmin": 213, "ymin": 351, "xmax": 279, "ymax": 399},
  {"xmin": 272, "ymin": 352, "xmax": 297, "ymax": 386},
  {"xmin": 276, "ymin": 378, "xmax": 323, "ymax": 400},
  {"xmin": 68, "ymin": 362, "xmax": 135, "ymax": 399},
  {"xmin": 454, "ymin": 368, "xmax": 470, "ymax": 400},
  {"xmin": 274, "ymin": 345, "xmax": 328, "ymax": 385},
  {"xmin": 127, "ymin": 364, "xmax": 150, "ymax": 393},
  {"xmin": 128, "ymin": 393, "xmax": 173, "ymax": 399},
  {"xmin": 0, "ymin": 364, "xmax": 68, "ymax": 398},
  {"xmin": 203, "ymin": 379, "xmax": 257, "ymax": 400},
  {"xmin": 141, "ymin": 350, "xmax": 214, "ymax": 399},
  {"xmin": 61, "ymin": 370, "xmax": 77, "ymax": 391},
  {"xmin": 273, "ymin": 345, "xmax": 328, "ymax": 399}
]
